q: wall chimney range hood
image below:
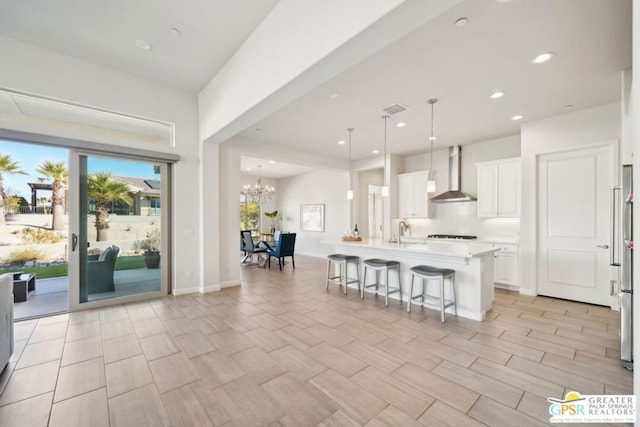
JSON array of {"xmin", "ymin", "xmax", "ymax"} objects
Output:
[{"xmin": 430, "ymin": 145, "xmax": 476, "ymax": 203}]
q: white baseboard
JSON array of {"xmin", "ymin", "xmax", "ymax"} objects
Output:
[
  {"xmin": 172, "ymin": 285, "xmax": 201, "ymax": 296},
  {"xmin": 495, "ymin": 283, "xmax": 520, "ymax": 292},
  {"xmin": 518, "ymin": 287, "xmax": 537, "ymax": 296},
  {"xmin": 172, "ymin": 279, "xmax": 238, "ymax": 295},
  {"xmin": 220, "ymin": 280, "xmax": 240, "ymax": 289}
]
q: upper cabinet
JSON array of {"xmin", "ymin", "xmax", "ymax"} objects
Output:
[
  {"xmin": 475, "ymin": 157, "xmax": 521, "ymax": 218},
  {"xmin": 398, "ymin": 170, "xmax": 432, "ymax": 218}
]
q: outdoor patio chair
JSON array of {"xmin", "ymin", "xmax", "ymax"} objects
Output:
[{"xmin": 87, "ymin": 245, "xmax": 119, "ymax": 293}]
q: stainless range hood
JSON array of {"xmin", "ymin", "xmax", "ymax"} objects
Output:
[{"xmin": 430, "ymin": 145, "xmax": 476, "ymax": 203}]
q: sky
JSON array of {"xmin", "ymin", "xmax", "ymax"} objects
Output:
[{"xmin": 0, "ymin": 139, "xmax": 158, "ymax": 199}]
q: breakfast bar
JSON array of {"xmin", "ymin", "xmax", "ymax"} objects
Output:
[{"xmin": 333, "ymin": 239, "xmax": 499, "ymax": 321}]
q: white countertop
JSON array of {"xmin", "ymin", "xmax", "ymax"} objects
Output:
[
  {"xmin": 334, "ymin": 238, "xmax": 499, "ymax": 259},
  {"xmin": 476, "ymin": 236, "xmax": 519, "ymax": 245},
  {"xmin": 398, "ymin": 236, "xmax": 519, "ymax": 245}
]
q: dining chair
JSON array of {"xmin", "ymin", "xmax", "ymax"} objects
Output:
[
  {"xmin": 240, "ymin": 230, "xmax": 267, "ymax": 265},
  {"xmin": 241, "ymin": 229, "xmax": 249, "ymax": 262},
  {"xmin": 266, "ymin": 232, "xmax": 296, "ymax": 270}
]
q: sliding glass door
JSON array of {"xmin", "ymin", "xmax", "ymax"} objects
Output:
[{"xmin": 68, "ymin": 150, "xmax": 169, "ymax": 310}]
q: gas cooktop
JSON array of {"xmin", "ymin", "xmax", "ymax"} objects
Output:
[{"xmin": 427, "ymin": 234, "xmax": 477, "ymax": 240}]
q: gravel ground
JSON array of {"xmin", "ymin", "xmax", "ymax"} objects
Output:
[{"xmin": 1, "ymin": 213, "xmax": 161, "ymax": 263}]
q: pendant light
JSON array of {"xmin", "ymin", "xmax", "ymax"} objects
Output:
[
  {"xmin": 381, "ymin": 115, "xmax": 389, "ymax": 197},
  {"xmin": 346, "ymin": 128, "xmax": 354, "ymax": 200},
  {"xmin": 427, "ymin": 98, "xmax": 438, "ymax": 193}
]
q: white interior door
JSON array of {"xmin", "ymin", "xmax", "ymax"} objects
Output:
[{"xmin": 537, "ymin": 143, "xmax": 617, "ymax": 306}]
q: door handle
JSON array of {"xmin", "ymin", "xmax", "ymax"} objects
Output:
[
  {"xmin": 72, "ymin": 233, "xmax": 78, "ymax": 251},
  {"xmin": 596, "ymin": 244, "xmax": 609, "ymax": 249}
]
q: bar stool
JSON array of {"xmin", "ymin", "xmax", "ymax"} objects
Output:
[
  {"xmin": 361, "ymin": 258, "xmax": 402, "ymax": 306},
  {"xmin": 326, "ymin": 254, "xmax": 360, "ymax": 295},
  {"xmin": 407, "ymin": 265, "xmax": 456, "ymax": 322}
]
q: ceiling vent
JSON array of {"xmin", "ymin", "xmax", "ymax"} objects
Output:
[{"xmin": 380, "ymin": 103, "xmax": 409, "ymax": 116}]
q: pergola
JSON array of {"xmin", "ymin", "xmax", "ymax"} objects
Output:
[{"xmin": 27, "ymin": 182, "xmax": 52, "ymax": 210}]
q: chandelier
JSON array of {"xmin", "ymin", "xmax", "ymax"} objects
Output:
[{"xmin": 243, "ymin": 165, "xmax": 275, "ymax": 203}]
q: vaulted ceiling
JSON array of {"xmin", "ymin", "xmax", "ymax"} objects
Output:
[{"xmin": 0, "ymin": 0, "xmax": 632, "ymax": 178}]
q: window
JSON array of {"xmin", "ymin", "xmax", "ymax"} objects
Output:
[
  {"xmin": 240, "ymin": 193, "xmax": 259, "ymax": 235},
  {"xmin": 150, "ymin": 198, "xmax": 161, "ymax": 215}
]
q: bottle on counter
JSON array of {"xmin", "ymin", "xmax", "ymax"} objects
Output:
[{"xmin": 353, "ymin": 224, "xmax": 359, "ymax": 238}]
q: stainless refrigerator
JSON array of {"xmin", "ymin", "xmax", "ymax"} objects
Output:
[{"xmin": 617, "ymin": 165, "xmax": 633, "ymax": 370}]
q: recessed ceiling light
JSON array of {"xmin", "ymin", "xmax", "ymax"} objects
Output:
[
  {"xmin": 396, "ymin": 122, "xmax": 406, "ymax": 128},
  {"xmin": 429, "ymin": 136, "xmax": 437, "ymax": 141},
  {"xmin": 134, "ymin": 39, "xmax": 152, "ymax": 50},
  {"xmin": 372, "ymin": 150, "xmax": 379, "ymax": 154},
  {"xmin": 455, "ymin": 17, "xmax": 468, "ymax": 27},
  {"xmin": 532, "ymin": 52, "xmax": 555, "ymax": 64},
  {"xmin": 330, "ymin": 93, "xmax": 339, "ymax": 99},
  {"xmin": 511, "ymin": 115, "xmax": 523, "ymax": 121},
  {"xmin": 247, "ymin": 168, "xmax": 252, "ymax": 172},
  {"xmin": 269, "ymin": 160, "xmax": 275, "ymax": 164},
  {"xmin": 170, "ymin": 28, "xmax": 181, "ymax": 36},
  {"xmin": 490, "ymin": 91, "xmax": 505, "ymax": 99},
  {"xmin": 338, "ymin": 140, "xmax": 345, "ymax": 145}
]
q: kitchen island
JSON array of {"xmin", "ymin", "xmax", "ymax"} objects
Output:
[{"xmin": 333, "ymin": 239, "xmax": 499, "ymax": 321}]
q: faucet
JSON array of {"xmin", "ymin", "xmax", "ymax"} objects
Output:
[{"xmin": 398, "ymin": 220, "xmax": 408, "ymax": 243}]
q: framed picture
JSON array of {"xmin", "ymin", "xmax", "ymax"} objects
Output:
[{"xmin": 300, "ymin": 204, "xmax": 325, "ymax": 232}]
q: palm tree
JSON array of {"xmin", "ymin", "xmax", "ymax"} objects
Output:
[
  {"xmin": 0, "ymin": 153, "xmax": 27, "ymax": 226},
  {"xmin": 36, "ymin": 160, "xmax": 68, "ymax": 230},
  {"xmin": 88, "ymin": 172, "xmax": 133, "ymax": 241},
  {"xmin": 37, "ymin": 197, "xmax": 50, "ymax": 214}
]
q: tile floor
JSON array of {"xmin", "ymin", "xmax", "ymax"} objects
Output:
[
  {"xmin": 13, "ymin": 268, "xmax": 162, "ymax": 320},
  {"xmin": 0, "ymin": 255, "xmax": 633, "ymax": 426}
]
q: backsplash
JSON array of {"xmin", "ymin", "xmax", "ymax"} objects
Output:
[{"xmin": 393, "ymin": 201, "xmax": 520, "ymax": 242}]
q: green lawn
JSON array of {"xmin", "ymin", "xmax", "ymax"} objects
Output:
[
  {"xmin": 0, "ymin": 255, "xmax": 146, "ymax": 279},
  {"xmin": 114, "ymin": 256, "xmax": 146, "ymax": 271}
]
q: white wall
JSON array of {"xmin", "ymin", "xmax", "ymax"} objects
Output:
[
  {"xmin": 403, "ymin": 134, "xmax": 521, "ymax": 194},
  {"xmin": 0, "ymin": 36, "xmax": 202, "ymax": 295},
  {"xmin": 397, "ymin": 134, "xmax": 521, "ymax": 240},
  {"xmin": 277, "ymin": 169, "xmax": 349, "ymax": 257},
  {"xmin": 520, "ymin": 102, "xmax": 621, "ymax": 295},
  {"xmin": 356, "ymin": 168, "xmax": 383, "ymax": 238}
]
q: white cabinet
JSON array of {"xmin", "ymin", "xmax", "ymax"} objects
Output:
[
  {"xmin": 476, "ymin": 166, "xmax": 498, "ymax": 217},
  {"xmin": 398, "ymin": 171, "xmax": 431, "ymax": 218},
  {"xmin": 498, "ymin": 161, "xmax": 520, "ymax": 217},
  {"xmin": 494, "ymin": 243, "xmax": 518, "ymax": 287},
  {"xmin": 476, "ymin": 158, "xmax": 521, "ymax": 218}
]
